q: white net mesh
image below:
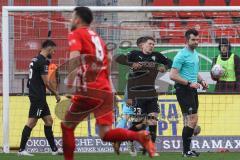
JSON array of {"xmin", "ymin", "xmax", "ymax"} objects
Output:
[{"xmin": 1, "ymin": 9, "xmax": 240, "ymax": 152}]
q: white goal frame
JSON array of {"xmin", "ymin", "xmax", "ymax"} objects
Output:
[{"xmin": 2, "ymin": 6, "xmax": 240, "ymax": 153}]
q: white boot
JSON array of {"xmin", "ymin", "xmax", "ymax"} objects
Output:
[
  {"xmin": 17, "ymin": 150, "xmax": 34, "ymax": 156},
  {"xmin": 52, "ymin": 150, "xmax": 63, "ymax": 155},
  {"xmin": 128, "ymin": 141, "xmax": 137, "ymax": 157}
]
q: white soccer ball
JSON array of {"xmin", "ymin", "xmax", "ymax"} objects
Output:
[{"xmin": 211, "ymin": 64, "xmax": 224, "ymax": 78}]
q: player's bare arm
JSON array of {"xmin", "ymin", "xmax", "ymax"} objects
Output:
[
  {"xmin": 69, "ymin": 51, "xmax": 81, "ymax": 70},
  {"xmin": 41, "ymin": 74, "xmax": 61, "ymax": 102},
  {"xmin": 66, "ymin": 51, "xmax": 81, "ymax": 87},
  {"xmin": 197, "ymin": 74, "xmax": 208, "ymax": 89},
  {"xmin": 158, "ymin": 65, "xmax": 167, "ymax": 73},
  {"xmin": 170, "ymin": 68, "xmax": 200, "ymax": 89}
]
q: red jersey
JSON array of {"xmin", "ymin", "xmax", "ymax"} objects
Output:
[{"xmin": 68, "ymin": 27, "xmax": 111, "ymax": 91}]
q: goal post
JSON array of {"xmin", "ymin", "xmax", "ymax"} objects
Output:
[{"xmin": 2, "ymin": 6, "xmax": 240, "ymax": 153}]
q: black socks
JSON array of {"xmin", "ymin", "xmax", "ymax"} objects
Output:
[
  {"xmin": 182, "ymin": 126, "xmax": 194, "ymax": 153},
  {"xmin": 19, "ymin": 125, "xmax": 32, "ymax": 151},
  {"xmin": 44, "ymin": 125, "xmax": 58, "ymax": 152}
]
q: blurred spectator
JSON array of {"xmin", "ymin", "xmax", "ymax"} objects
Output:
[{"xmin": 211, "ymin": 38, "xmax": 240, "ymax": 93}]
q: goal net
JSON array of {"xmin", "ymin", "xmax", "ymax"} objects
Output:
[{"xmin": 1, "ymin": 6, "xmax": 240, "ymax": 153}]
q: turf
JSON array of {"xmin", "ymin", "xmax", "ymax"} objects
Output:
[{"xmin": 1, "ymin": 152, "xmax": 240, "ymax": 160}]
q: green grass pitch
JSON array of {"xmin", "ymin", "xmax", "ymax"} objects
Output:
[{"xmin": 1, "ymin": 152, "xmax": 240, "ymax": 160}]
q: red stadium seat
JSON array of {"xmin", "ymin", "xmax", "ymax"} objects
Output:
[
  {"xmin": 213, "ymin": 28, "xmax": 237, "ymax": 38},
  {"xmin": 50, "ymin": 14, "xmax": 68, "ymax": 38},
  {"xmin": 51, "ymin": 13, "xmax": 66, "ymax": 21},
  {"xmin": 0, "ymin": 0, "xmax": 8, "ymax": 6},
  {"xmin": 160, "ymin": 30, "xmax": 184, "ymax": 38},
  {"xmin": 52, "ymin": 0, "xmax": 58, "ymax": 5},
  {"xmin": 178, "ymin": 0, "xmax": 204, "ymax": 18},
  {"xmin": 15, "ymin": 50, "xmax": 39, "ymax": 71},
  {"xmin": 229, "ymin": 0, "xmax": 240, "ymax": 17},
  {"xmin": 205, "ymin": 12, "xmax": 230, "ymax": 18},
  {"xmin": 200, "ymin": 38, "xmax": 213, "ymax": 43},
  {"xmin": 152, "ymin": 0, "xmax": 174, "ymax": 7},
  {"xmin": 51, "ymin": 23, "xmax": 68, "ymax": 38},
  {"xmin": 14, "ymin": 0, "xmax": 27, "ymax": 5},
  {"xmin": 199, "ymin": 29, "xmax": 211, "ymax": 37},
  {"xmin": 213, "ymin": 18, "xmax": 233, "ymax": 25},
  {"xmin": 204, "ymin": 0, "xmax": 226, "ymax": 5},
  {"xmin": 38, "ymin": 28, "xmax": 50, "ymax": 38},
  {"xmin": 186, "ymin": 20, "xmax": 211, "ymax": 30},
  {"xmin": 230, "ymin": 12, "xmax": 240, "ymax": 17},
  {"xmin": 29, "ymin": 0, "xmax": 48, "ymax": 5},
  {"xmin": 0, "ymin": 58, "xmax": 2, "ymax": 72},
  {"xmin": 24, "ymin": 28, "xmax": 39, "ymax": 38},
  {"xmin": 230, "ymin": 0, "xmax": 240, "ymax": 5},
  {"xmin": 228, "ymin": 38, "xmax": 240, "ymax": 43},
  {"xmin": 15, "ymin": 40, "xmax": 41, "ymax": 51},
  {"xmin": 51, "ymin": 28, "xmax": 68, "ymax": 38},
  {"xmin": 14, "ymin": 40, "xmax": 68, "ymax": 71},
  {"xmin": 0, "ymin": 41, "xmax": 1, "ymax": 70},
  {"xmin": 169, "ymin": 38, "xmax": 185, "ymax": 44},
  {"xmin": 178, "ymin": 12, "xmax": 204, "ymax": 18},
  {"xmin": 14, "ymin": 18, "xmax": 22, "ymax": 39},
  {"xmin": 160, "ymin": 18, "xmax": 182, "ymax": 29},
  {"xmin": 152, "ymin": 0, "xmax": 177, "ymax": 17},
  {"xmin": 13, "ymin": 0, "xmax": 57, "ymax": 6},
  {"xmin": 54, "ymin": 39, "xmax": 68, "ymax": 49},
  {"xmin": 204, "ymin": 0, "xmax": 230, "ymax": 17},
  {"xmin": 179, "ymin": 0, "xmax": 200, "ymax": 5},
  {"xmin": 33, "ymin": 16, "xmax": 49, "ymax": 28}
]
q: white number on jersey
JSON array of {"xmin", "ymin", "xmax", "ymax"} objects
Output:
[
  {"xmin": 91, "ymin": 36, "xmax": 104, "ymax": 61},
  {"xmin": 29, "ymin": 62, "xmax": 34, "ymax": 80}
]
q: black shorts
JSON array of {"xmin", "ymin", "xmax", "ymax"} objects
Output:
[
  {"xmin": 133, "ymin": 97, "xmax": 159, "ymax": 115},
  {"xmin": 29, "ymin": 99, "xmax": 51, "ymax": 118},
  {"xmin": 175, "ymin": 84, "xmax": 199, "ymax": 115}
]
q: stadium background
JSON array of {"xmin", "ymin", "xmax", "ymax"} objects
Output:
[{"xmin": 1, "ymin": 0, "xmax": 240, "ymax": 153}]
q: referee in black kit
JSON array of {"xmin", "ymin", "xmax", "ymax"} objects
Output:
[
  {"xmin": 18, "ymin": 40, "xmax": 61, "ymax": 156},
  {"xmin": 170, "ymin": 29, "xmax": 208, "ymax": 157},
  {"xmin": 115, "ymin": 36, "xmax": 172, "ymax": 156}
]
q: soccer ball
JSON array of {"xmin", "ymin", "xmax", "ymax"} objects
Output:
[{"xmin": 211, "ymin": 64, "xmax": 224, "ymax": 78}]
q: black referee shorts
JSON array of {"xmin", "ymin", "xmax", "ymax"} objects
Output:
[
  {"xmin": 175, "ymin": 84, "xmax": 199, "ymax": 115},
  {"xmin": 29, "ymin": 99, "xmax": 51, "ymax": 118},
  {"xmin": 134, "ymin": 97, "xmax": 159, "ymax": 115}
]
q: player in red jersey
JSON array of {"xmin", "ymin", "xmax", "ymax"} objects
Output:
[{"xmin": 60, "ymin": 7, "xmax": 156, "ymax": 160}]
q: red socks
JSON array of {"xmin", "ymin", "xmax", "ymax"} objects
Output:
[
  {"xmin": 61, "ymin": 123, "xmax": 75, "ymax": 160},
  {"xmin": 61, "ymin": 125, "xmax": 141, "ymax": 160},
  {"xmin": 103, "ymin": 128, "xmax": 139, "ymax": 142}
]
